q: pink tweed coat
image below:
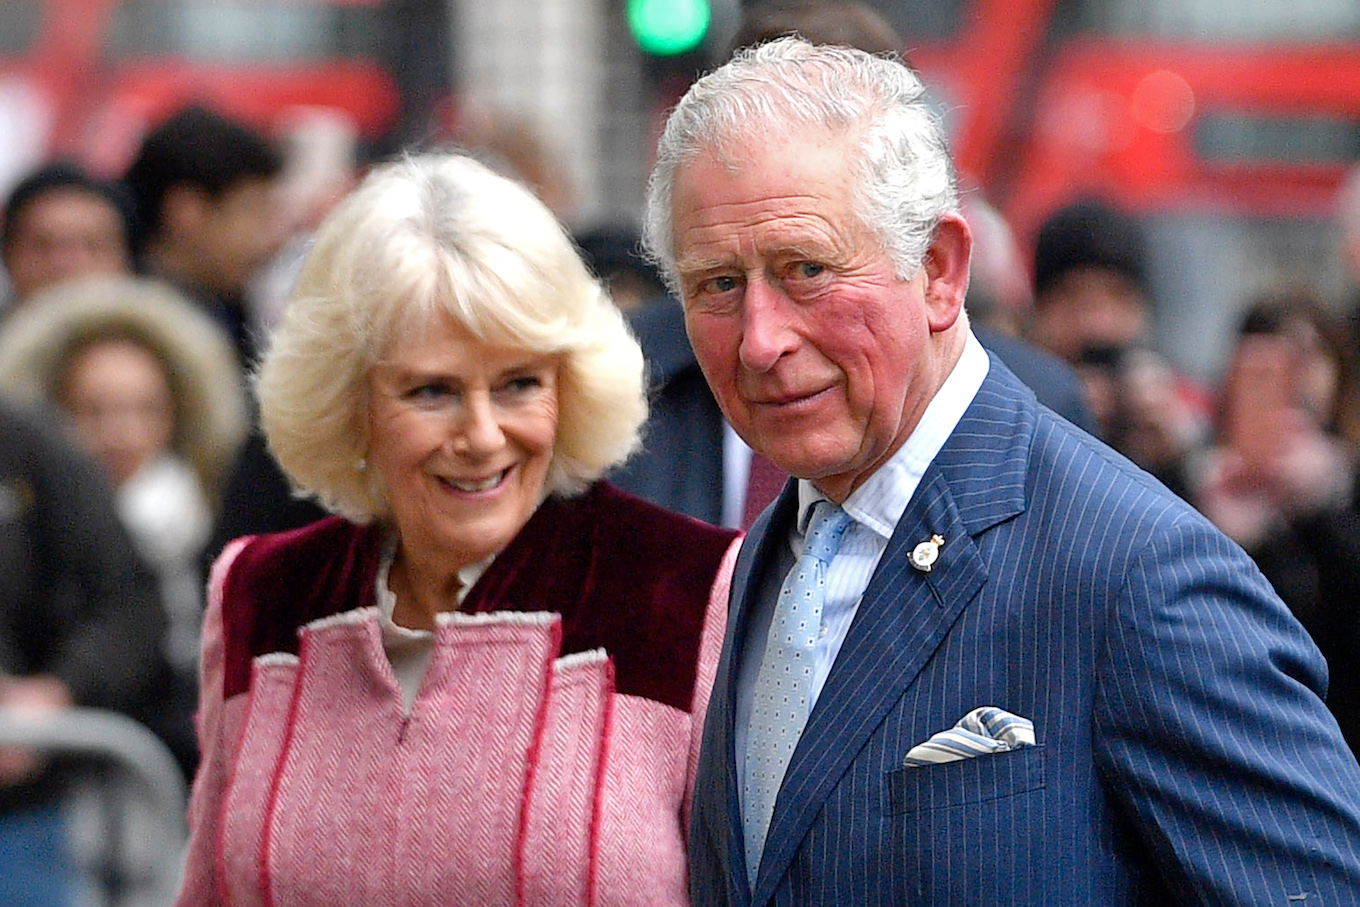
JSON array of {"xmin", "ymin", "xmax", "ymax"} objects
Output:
[{"xmin": 176, "ymin": 483, "xmax": 740, "ymax": 906}]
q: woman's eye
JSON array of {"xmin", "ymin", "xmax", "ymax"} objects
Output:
[
  {"xmin": 505, "ymin": 375, "xmax": 543, "ymax": 393},
  {"xmin": 407, "ymin": 383, "xmax": 453, "ymax": 402}
]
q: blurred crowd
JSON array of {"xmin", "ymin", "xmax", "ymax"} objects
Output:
[{"xmin": 2, "ymin": 1, "xmax": 1360, "ymax": 902}]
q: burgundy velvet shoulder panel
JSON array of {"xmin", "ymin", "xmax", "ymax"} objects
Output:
[
  {"xmin": 465, "ymin": 482, "xmax": 738, "ymax": 711},
  {"xmin": 219, "ymin": 483, "xmax": 737, "ymax": 711},
  {"xmin": 220, "ymin": 515, "xmax": 383, "ymax": 699}
]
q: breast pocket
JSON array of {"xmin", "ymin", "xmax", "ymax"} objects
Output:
[{"xmin": 887, "ymin": 745, "xmax": 1046, "ymax": 815}]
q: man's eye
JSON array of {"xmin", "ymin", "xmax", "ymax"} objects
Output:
[
  {"xmin": 793, "ymin": 262, "xmax": 826, "ymax": 279},
  {"xmin": 702, "ymin": 275, "xmax": 739, "ymax": 294}
]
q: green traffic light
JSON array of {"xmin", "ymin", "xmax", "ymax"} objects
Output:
[{"xmin": 627, "ymin": 0, "xmax": 711, "ymax": 56}]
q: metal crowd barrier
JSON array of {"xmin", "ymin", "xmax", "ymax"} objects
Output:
[{"xmin": 0, "ymin": 707, "xmax": 188, "ymax": 906}]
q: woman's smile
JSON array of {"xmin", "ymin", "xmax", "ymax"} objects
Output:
[
  {"xmin": 367, "ymin": 313, "xmax": 560, "ymax": 573},
  {"xmin": 439, "ymin": 468, "xmax": 511, "ymax": 496}
]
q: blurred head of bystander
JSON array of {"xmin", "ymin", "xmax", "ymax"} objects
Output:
[
  {"xmin": 1028, "ymin": 198, "xmax": 1152, "ymax": 366},
  {"xmin": 123, "ymin": 105, "xmax": 287, "ymax": 334},
  {"xmin": 0, "ymin": 275, "xmax": 247, "ymax": 502},
  {"xmin": 1195, "ymin": 286, "xmax": 1355, "ymax": 549},
  {"xmin": 1, "ymin": 162, "xmax": 136, "ymax": 306},
  {"xmin": 573, "ymin": 224, "xmax": 667, "ymax": 313},
  {"xmin": 729, "ymin": 0, "xmax": 902, "ymax": 57}
]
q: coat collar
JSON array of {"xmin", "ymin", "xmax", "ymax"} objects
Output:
[{"xmin": 627, "ymin": 297, "xmax": 698, "ymax": 386}]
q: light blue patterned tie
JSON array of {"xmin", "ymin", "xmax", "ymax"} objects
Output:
[{"xmin": 743, "ymin": 500, "xmax": 852, "ymax": 885}]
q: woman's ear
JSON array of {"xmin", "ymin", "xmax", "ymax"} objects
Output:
[{"xmin": 922, "ymin": 213, "xmax": 972, "ymax": 333}]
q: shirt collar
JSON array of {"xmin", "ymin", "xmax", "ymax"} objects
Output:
[
  {"xmin": 375, "ymin": 529, "xmax": 494, "ymax": 635},
  {"xmin": 795, "ymin": 330, "xmax": 990, "ymax": 538}
]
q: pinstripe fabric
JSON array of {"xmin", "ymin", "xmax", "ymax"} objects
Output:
[
  {"xmin": 810, "ymin": 332, "xmax": 989, "ymax": 713},
  {"xmin": 689, "ymin": 354, "xmax": 1360, "ymax": 906}
]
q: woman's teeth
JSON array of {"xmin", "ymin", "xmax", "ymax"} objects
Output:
[{"xmin": 447, "ymin": 472, "xmax": 504, "ymax": 493}]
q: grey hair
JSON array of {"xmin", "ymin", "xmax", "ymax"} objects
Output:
[
  {"xmin": 643, "ymin": 36, "xmax": 958, "ymax": 289},
  {"xmin": 256, "ymin": 152, "xmax": 646, "ymax": 523}
]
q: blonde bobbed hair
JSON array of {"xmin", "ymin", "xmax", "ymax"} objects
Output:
[{"xmin": 256, "ymin": 152, "xmax": 647, "ymax": 523}]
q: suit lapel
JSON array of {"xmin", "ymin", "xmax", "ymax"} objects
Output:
[
  {"xmin": 751, "ymin": 357, "xmax": 1035, "ymax": 902},
  {"xmin": 702, "ymin": 480, "xmax": 799, "ymax": 903}
]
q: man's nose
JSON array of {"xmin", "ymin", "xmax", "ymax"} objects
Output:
[{"xmin": 739, "ymin": 278, "xmax": 796, "ymax": 372}]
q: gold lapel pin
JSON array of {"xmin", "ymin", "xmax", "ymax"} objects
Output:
[{"xmin": 909, "ymin": 534, "xmax": 945, "ymax": 573}]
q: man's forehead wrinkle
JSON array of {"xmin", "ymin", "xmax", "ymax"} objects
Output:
[
  {"xmin": 687, "ymin": 191, "xmax": 825, "ymax": 217},
  {"xmin": 679, "ymin": 200, "xmax": 836, "ymax": 240}
]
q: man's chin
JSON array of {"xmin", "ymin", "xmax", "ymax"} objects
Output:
[{"xmin": 754, "ymin": 444, "xmax": 852, "ymax": 484}]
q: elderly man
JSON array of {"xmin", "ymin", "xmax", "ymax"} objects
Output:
[{"xmin": 644, "ymin": 38, "xmax": 1360, "ymax": 905}]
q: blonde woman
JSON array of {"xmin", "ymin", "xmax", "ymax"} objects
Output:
[{"xmin": 175, "ymin": 153, "xmax": 741, "ymax": 905}]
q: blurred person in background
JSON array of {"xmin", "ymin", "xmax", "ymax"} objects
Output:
[
  {"xmin": 730, "ymin": 0, "xmax": 904, "ymax": 53},
  {"xmin": 0, "ymin": 395, "xmax": 165, "ymax": 907},
  {"xmin": 206, "ymin": 110, "xmax": 360, "ymax": 560},
  {"xmin": 1191, "ymin": 287, "xmax": 1360, "ymax": 749},
  {"xmin": 123, "ymin": 104, "xmax": 287, "ymax": 369},
  {"xmin": 1027, "ymin": 199, "xmax": 1209, "ymax": 496},
  {"xmin": 960, "ymin": 192, "xmax": 1096, "ymax": 434},
  {"xmin": 251, "ymin": 107, "xmax": 362, "ymax": 332},
  {"xmin": 574, "ymin": 224, "xmax": 667, "ymax": 314},
  {"xmin": 205, "ymin": 110, "xmax": 359, "ymax": 559},
  {"xmin": 441, "ymin": 103, "xmax": 577, "ymax": 223},
  {"xmin": 207, "ymin": 421, "xmax": 330, "ymax": 563},
  {"xmin": 957, "ymin": 193, "xmax": 1035, "ymax": 339},
  {"xmin": 1028, "ymin": 199, "xmax": 1152, "ymax": 368},
  {"xmin": 1332, "ymin": 162, "xmax": 1360, "ymax": 449},
  {"xmin": 0, "ymin": 276, "xmax": 248, "ymax": 779},
  {"xmin": 176, "ymin": 153, "xmax": 741, "ymax": 905},
  {"xmin": 0, "ymin": 162, "xmax": 136, "ymax": 312}
]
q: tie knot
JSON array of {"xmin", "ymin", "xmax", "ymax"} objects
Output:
[{"xmin": 803, "ymin": 500, "xmax": 851, "ymax": 564}]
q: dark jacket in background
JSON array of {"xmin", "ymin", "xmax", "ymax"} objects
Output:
[{"xmin": 0, "ymin": 397, "xmax": 166, "ymax": 808}]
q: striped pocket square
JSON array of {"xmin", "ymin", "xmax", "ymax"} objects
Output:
[{"xmin": 903, "ymin": 706, "xmax": 1036, "ymax": 767}]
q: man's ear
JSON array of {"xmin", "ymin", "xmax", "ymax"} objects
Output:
[
  {"xmin": 160, "ymin": 183, "xmax": 211, "ymax": 239},
  {"xmin": 922, "ymin": 213, "xmax": 972, "ymax": 333}
]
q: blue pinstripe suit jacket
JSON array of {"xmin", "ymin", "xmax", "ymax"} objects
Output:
[{"xmin": 689, "ymin": 356, "xmax": 1360, "ymax": 905}]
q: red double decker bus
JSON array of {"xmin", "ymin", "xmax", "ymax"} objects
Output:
[
  {"xmin": 0, "ymin": 0, "xmax": 446, "ymax": 186},
  {"xmin": 870, "ymin": 0, "xmax": 1360, "ymax": 378}
]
